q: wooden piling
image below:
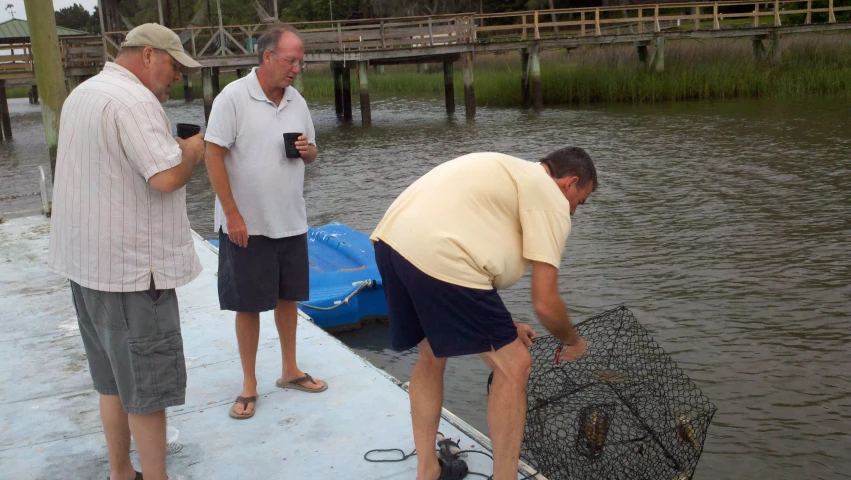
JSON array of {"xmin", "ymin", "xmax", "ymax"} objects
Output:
[
  {"xmin": 520, "ymin": 48, "xmax": 530, "ymax": 108},
  {"xmin": 0, "ymin": 81, "xmax": 11, "ymax": 141},
  {"xmin": 333, "ymin": 63, "xmax": 343, "ymax": 118},
  {"xmin": 530, "ymin": 44, "xmax": 543, "ymax": 109},
  {"xmin": 443, "ymin": 60, "xmax": 455, "ymax": 114},
  {"xmin": 770, "ymin": 30, "xmax": 782, "ymax": 65},
  {"xmin": 211, "ymin": 67, "xmax": 221, "ymax": 97},
  {"xmin": 202, "ymin": 67, "xmax": 214, "ymax": 122},
  {"xmin": 29, "ymin": 85, "xmax": 39, "ymax": 104},
  {"xmin": 461, "ymin": 51, "xmax": 475, "ymax": 119},
  {"xmin": 183, "ymin": 74, "xmax": 194, "ymax": 101},
  {"xmin": 342, "ymin": 65, "xmax": 353, "ymax": 121},
  {"xmin": 67, "ymin": 75, "xmax": 81, "ymax": 91},
  {"xmin": 752, "ymin": 36, "xmax": 766, "ymax": 62},
  {"xmin": 357, "ymin": 61, "xmax": 371, "ymax": 125},
  {"xmin": 235, "ymin": 68, "xmax": 246, "ymax": 78},
  {"xmin": 637, "ymin": 44, "xmax": 649, "ymax": 70},
  {"xmin": 292, "ymin": 73, "xmax": 304, "ymax": 94},
  {"xmin": 652, "ymin": 35, "xmax": 666, "ymax": 73},
  {"xmin": 24, "ymin": 0, "xmax": 69, "ymax": 178}
]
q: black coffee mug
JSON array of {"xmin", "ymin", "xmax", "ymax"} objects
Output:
[
  {"xmin": 176, "ymin": 123, "xmax": 201, "ymax": 139},
  {"xmin": 283, "ymin": 132, "xmax": 303, "ymax": 159}
]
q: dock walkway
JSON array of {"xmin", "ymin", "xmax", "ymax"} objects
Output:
[{"xmin": 0, "ymin": 215, "xmax": 540, "ymax": 479}]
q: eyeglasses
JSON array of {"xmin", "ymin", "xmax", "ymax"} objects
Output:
[{"xmin": 270, "ymin": 51, "xmax": 306, "ymax": 69}]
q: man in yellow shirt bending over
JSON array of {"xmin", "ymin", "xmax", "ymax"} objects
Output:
[{"xmin": 371, "ymin": 147, "xmax": 597, "ymax": 480}]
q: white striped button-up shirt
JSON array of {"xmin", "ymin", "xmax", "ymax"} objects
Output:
[{"xmin": 48, "ymin": 62, "xmax": 202, "ymax": 292}]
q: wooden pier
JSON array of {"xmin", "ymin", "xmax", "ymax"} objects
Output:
[{"xmin": 3, "ymin": 0, "xmax": 850, "ymax": 125}]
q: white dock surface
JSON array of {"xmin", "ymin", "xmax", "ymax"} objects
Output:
[{"xmin": 0, "ymin": 216, "xmax": 540, "ymax": 479}]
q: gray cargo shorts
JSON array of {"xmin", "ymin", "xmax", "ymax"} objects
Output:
[{"xmin": 70, "ymin": 279, "xmax": 186, "ymax": 415}]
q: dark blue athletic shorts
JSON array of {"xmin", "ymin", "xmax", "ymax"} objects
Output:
[
  {"xmin": 218, "ymin": 229, "xmax": 309, "ymax": 312},
  {"xmin": 374, "ymin": 240, "xmax": 518, "ymax": 358}
]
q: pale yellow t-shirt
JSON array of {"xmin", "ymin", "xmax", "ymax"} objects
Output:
[{"xmin": 370, "ymin": 152, "xmax": 572, "ymax": 290}]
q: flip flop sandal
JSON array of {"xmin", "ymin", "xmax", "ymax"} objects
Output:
[
  {"xmin": 275, "ymin": 373, "xmax": 328, "ymax": 393},
  {"xmin": 228, "ymin": 395, "xmax": 257, "ymax": 419},
  {"xmin": 107, "ymin": 472, "xmax": 143, "ymax": 480}
]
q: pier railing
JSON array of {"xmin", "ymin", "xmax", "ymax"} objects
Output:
[{"xmin": 2, "ymin": 0, "xmax": 849, "ymax": 79}]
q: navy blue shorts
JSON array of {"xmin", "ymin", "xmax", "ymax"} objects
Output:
[
  {"xmin": 218, "ymin": 230, "xmax": 309, "ymax": 313},
  {"xmin": 374, "ymin": 240, "xmax": 518, "ymax": 358}
]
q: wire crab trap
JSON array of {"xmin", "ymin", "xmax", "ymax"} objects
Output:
[{"xmin": 521, "ymin": 306, "xmax": 716, "ymax": 480}]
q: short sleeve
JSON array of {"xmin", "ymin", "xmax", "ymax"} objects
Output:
[
  {"xmin": 205, "ymin": 91, "xmax": 238, "ymax": 149},
  {"xmin": 116, "ymin": 101, "xmax": 182, "ymax": 181},
  {"xmin": 305, "ymin": 107, "xmax": 317, "ymax": 147},
  {"xmin": 520, "ymin": 210, "xmax": 571, "ymax": 268}
]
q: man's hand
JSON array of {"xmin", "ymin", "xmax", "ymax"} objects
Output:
[
  {"xmin": 226, "ymin": 210, "xmax": 248, "ymax": 248},
  {"xmin": 175, "ymin": 132, "xmax": 206, "ymax": 165},
  {"xmin": 295, "ymin": 135, "xmax": 318, "ymax": 164},
  {"xmin": 515, "ymin": 322, "xmax": 536, "ymax": 347},
  {"xmin": 558, "ymin": 337, "xmax": 588, "ymax": 362}
]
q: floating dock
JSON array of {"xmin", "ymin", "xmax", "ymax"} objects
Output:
[{"xmin": 0, "ymin": 215, "xmax": 542, "ymax": 479}]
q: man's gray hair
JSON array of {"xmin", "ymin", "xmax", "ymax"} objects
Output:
[{"xmin": 256, "ymin": 25, "xmax": 301, "ymax": 64}]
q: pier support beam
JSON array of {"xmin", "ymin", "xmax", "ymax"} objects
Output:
[
  {"xmin": 651, "ymin": 35, "xmax": 666, "ymax": 73},
  {"xmin": 357, "ymin": 61, "xmax": 371, "ymax": 125},
  {"xmin": 769, "ymin": 31, "xmax": 782, "ymax": 65},
  {"xmin": 461, "ymin": 51, "xmax": 475, "ymax": 119},
  {"xmin": 752, "ymin": 36, "xmax": 766, "ymax": 63},
  {"xmin": 67, "ymin": 75, "xmax": 81, "ymax": 91},
  {"xmin": 202, "ymin": 67, "xmax": 214, "ymax": 122},
  {"xmin": 211, "ymin": 67, "xmax": 221, "ymax": 98},
  {"xmin": 520, "ymin": 48, "xmax": 530, "ymax": 108},
  {"xmin": 235, "ymin": 68, "xmax": 246, "ymax": 78},
  {"xmin": 342, "ymin": 65, "xmax": 353, "ymax": 121},
  {"xmin": 183, "ymin": 74, "xmax": 194, "ymax": 101},
  {"xmin": 24, "ymin": 0, "xmax": 69, "ymax": 178},
  {"xmin": 0, "ymin": 81, "xmax": 11, "ymax": 141},
  {"xmin": 333, "ymin": 63, "xmax": 343, "ymax": 118},
  {"xmin": 530, "ymin": 44, "xmax": 543, "ymax": 109},
  {"xmin": 29, "ymin": 85, "xmax": 39, "ymax": 104},
  {"xmin": 443, "ymin": 60, "xmax": 455, "ymax": 114},
  {"xmin": 637, "ymin": 44, "xmax": 649, "ymax": 70}
]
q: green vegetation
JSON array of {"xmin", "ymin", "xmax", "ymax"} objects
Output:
[{"xmin": 292, "ymin": 34, "xmax": 850, "ymax": 105}]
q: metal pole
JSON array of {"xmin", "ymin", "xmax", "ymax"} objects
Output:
[
  {"xmin": 157, "ymin": 0, "xmax": 164, "ymax": 25},
  {"xmin": 24, "ymin": 0, "xmax": 69, "ymax": 180}
]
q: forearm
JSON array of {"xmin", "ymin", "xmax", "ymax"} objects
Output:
[
  {"xmin": 301, "ymin": 144, "xmax": 318, "ymax": 165},
  {"xmin": 535, "ymin": 298, "xmax": 580, "ymax": 346},
  {"xmin": 148, "ymin": 154, "xmax": 196, "ymax": 193}
]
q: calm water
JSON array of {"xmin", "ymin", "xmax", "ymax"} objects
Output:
[{"xmin": 3, "ymin": 95, "xmax": 849, "ymax": 480}]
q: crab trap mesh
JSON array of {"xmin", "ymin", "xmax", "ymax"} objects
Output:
[{"xmin": 521, "ymin": 307, "xmax": 716, "ymax": 480}]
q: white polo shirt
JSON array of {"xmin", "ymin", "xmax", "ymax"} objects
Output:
[{"xmin": 205, "ymin": 68, "xmax": 316, "ymax": 238}]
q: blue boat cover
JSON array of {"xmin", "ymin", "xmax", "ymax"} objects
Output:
[{"xmin": 207, "ymin": 223, "xmax": 386, "ymax": 329}]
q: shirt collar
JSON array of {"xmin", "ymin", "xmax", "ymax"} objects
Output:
[
  {"xmin": 246, "ymin": 67, "xmax": 294, "ymax": 106},
  {"xmin": 103, "ymin": 62, "xmax": 145, "ymax": 87}
]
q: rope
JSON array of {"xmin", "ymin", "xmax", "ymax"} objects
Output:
[
  {"xmin": 0, "ymin": 192, "xmax": 40, "ymax": 201},
  {"xmin": 297, "ymin": 279, "xmax": 376, "ymax": 311}
]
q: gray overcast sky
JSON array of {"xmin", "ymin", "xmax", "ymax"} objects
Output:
[{"xmin": 0, "ymin": 1, "xmax": 99, "ymax": 23}]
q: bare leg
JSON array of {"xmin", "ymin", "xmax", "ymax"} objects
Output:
[
  {"xmin": 127, "ymin": 409, "xmax": 167, "ymax": 480},
  {"xmin": 275, "ymin": 300, "xmax": 325, "ymax": 390},
  {"xmin": 410, "ymin": 339, "xmax": 447, "ymax": 480},
  {"xmin": 100, "ymin": 395, "xmax": 137, "ymax": 480},
  {"xmin": 234, "ymin": 311, "xmax": 260, "ymax": 415},
  {"xmin": 479, "ymin": 339, "xmax": 532, "ymax": 480}
]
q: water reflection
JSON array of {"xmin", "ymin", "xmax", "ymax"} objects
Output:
[{"xmin": 2, "ymin": 95, "xmax": 849, "ymax": 480}]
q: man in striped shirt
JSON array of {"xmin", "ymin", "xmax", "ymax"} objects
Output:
[{"xmin": 48, "ymin": 24, "xmax": 205, "ymax": 480}]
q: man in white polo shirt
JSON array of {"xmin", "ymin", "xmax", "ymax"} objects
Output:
[
  {"xmin": 205, "ymin": 25, "xmax": 326, "ymax": 420},
  {"xmin": 48, "ymin": 24, "xmax": 205, "ymax": 480}
]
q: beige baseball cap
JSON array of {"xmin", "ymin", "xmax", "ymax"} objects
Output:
[{"xmin": 121, "ymin": 23, "xmax": 202, "ymax": 74}]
